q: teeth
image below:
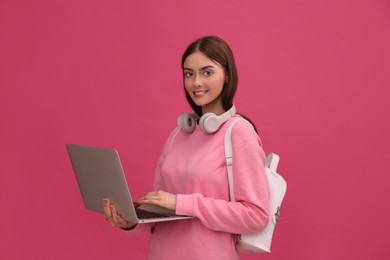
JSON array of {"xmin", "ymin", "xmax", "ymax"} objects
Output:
[{"xmin": 194, "ymin": 91, "xmax": 206, "ymax": 95}]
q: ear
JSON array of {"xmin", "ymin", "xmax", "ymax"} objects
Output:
[{"xmin": 225, "ymin": 75, "xmax": 229, "ymax": 83}]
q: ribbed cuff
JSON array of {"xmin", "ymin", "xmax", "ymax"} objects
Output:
[
  {"xmin": 175, "ymin": 194, "xmax": 194, "ymax": 216},
  {"xmin": 120, "ymin": 224, "xmax": 137, "ymax": 231}
]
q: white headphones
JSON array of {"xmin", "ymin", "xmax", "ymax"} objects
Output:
[{"xmin": 177, "ymin": 105, "xmax": 236, "ymax": 134}]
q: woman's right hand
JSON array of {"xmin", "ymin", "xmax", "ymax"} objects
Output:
[{"xmin": 102, "ymin": 198, "xmax": 137, "ymax": 230}]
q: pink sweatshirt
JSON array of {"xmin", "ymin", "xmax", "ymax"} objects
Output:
[{"xmin": 126, "ymin": 117, "xmax": 270, "ymax": 260}]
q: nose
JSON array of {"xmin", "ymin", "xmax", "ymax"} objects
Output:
[{"xmin": 193, "ymin": 75, "xmax": 201, "ymax": 88}]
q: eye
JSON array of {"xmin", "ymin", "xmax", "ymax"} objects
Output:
[
  {"xmin": 203, "ymin": 70, "xmax": 213, "ymax": 76},
  {"xmin": 184, "ymin": 71, "xmax": 193, "ymax": 78}
]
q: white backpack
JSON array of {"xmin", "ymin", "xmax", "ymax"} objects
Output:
[{"xmin": 224, "ymin": 118, "xmax": 287, "ymax": 253}]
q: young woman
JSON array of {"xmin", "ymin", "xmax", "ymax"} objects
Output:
[{"xmin": 103, "ymin": 36, "xmax": 270, "ymax": 260}]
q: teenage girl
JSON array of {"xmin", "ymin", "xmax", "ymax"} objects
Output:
[{"xmin": 103, "ymin": 36, "xmax": 270, "ymax": 260}]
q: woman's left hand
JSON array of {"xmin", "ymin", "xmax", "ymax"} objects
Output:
[{"xmin": 137, "ymin": 190, "xmax": 177, "ymax": 211}]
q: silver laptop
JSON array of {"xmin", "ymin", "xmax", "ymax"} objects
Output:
[{"xmin": 66, "ymin": 144, "xmax": 192, "ymax": 224}]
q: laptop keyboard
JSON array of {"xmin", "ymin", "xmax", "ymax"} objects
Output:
[{"xmin": 136, "ymin": 208, "xmax": 168, "ymax": 219}]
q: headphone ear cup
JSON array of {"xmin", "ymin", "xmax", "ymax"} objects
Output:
[
  {"xmin": 199, "ymin": 113, "xmax": 221, "ymax": 134},
  {"xmin": 177, "ymin": 113, "xmax": 196, "ymax": 133},
  {"xmin": 199, "ymin": 105, "xmax": 236, "ymax": 134}
]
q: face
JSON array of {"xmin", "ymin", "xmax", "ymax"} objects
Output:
[{"xmin": 183, "ymin": 51, "xmax": 227, "ymax": 115}]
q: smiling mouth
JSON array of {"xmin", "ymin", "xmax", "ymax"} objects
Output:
[{"xmin": 193, "ymin": 91, "xmax": 207, "ymax": 97}]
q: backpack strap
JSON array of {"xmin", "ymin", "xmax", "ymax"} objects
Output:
[
  {"xmin": 224, "ymin": 118, "xmax": 241, "ymax": 202},
  {"xmin": 266, "ymin": 153, "xmax": 280, "ymax": 173}
]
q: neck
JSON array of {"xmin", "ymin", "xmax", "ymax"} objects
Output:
[{"xmin": 201, "ymin": 100, "xmax": 225, "ymax": 115}]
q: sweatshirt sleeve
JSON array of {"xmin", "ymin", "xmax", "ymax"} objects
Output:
[
  {"xmin": 122, "ymin": 222, "xmax": 154, "ymax": 236},
  {"xmin": 175, "ymin": 121, "xmax": 270, "ymax": 235},
  {"xmin": 123, "ymin": 128, "xmax": 181, "ymax": 236}
]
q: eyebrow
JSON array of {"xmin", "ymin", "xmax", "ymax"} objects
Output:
[{"xmin": 183, "ymin": 65, "xmax": 215, "ymax": 71}]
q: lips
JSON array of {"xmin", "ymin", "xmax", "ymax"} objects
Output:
[{"xmin": 193, "ymin": 90, "xmax": 208, "ymax": 97}]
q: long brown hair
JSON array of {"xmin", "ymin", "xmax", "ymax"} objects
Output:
[{"xmin": 181, "ymin": 35, "xmax": 258, "ymax": 132}]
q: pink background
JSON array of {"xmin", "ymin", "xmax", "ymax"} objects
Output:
[{"xmin": 1, "ymin": 0, "xmax": 389, "ymax": 259}]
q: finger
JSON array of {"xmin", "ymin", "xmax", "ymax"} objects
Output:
[
  {"xmin": 111, "ymin": 205, "xmax": 125, "ymax": 225},
  {"xmin": 114, "ymin": 207, "xmax": 129, "ymax": 227},
  {"xmin": 143, "ymin": 191, "xmax": 162, "ymax": 198},
  {"xmin": 138, "ymin": 192, "xmax": 176, "ymax": 211},
  {"xmin": 142, "ymin": 192, "xmax": 163, "ymax": 201},
  {"xmin": 102, "ymin": 198, "xmax": 112, "ymax": 219},
  {"xmin": 109, "ymin": 205, "xmax": 118, "ymax": 226},
  {"xmin": 138, "ymin": 197, "xmax": 163, "ymax": 208},
  {"xmin": 137, "ymin": 191, "xmax": 161, "ymax": 201},
  {"xmin": 111, "ymin": 205, "xmax": 118, "ymax": 222},
  {"xmin": 146, "ymin": 191, "xmax": 158, "ymax": 196},
  {"xmin": 151, "ymin": 190, "xmax": 166, "ymax": 196},
  {"xmin": 138, "ymin": 197, "xmax": 157, "ymax": 204}
]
